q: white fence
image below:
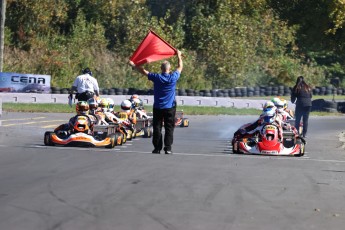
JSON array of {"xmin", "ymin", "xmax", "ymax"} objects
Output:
[{"xmin": 0, "ymin": 93, "xmax": 296, "ymax": 110}]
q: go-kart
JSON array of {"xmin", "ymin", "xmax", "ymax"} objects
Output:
[
  {"xmin": 44, "ymin": 115, "xmax": 123, "ymax": 148},
  {"xmin": 232, "ymin": 123, "xmax": 305, "ymax": 157},
  {"xmin": 134, "ymin": 118, "xmax": 153, "ymax": 138},
  {"xmin": 112, "ymin": 112, "xmax": 138, "ymax": 140},
  {"xmin": 175, "ymin": 110, "xmax": 189, "ymax": 127}
]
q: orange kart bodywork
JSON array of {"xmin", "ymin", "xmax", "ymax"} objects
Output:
[
  {"xmin": 44, "ymin": 124, "xmax": 123, "ymax": 148},
  {"xmin": 175, "ymin": 110, "xmax": 189, "ymax": 127}
]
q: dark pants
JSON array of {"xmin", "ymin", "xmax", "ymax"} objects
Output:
[
  {"xmin": 295, "ymin": 106, "xmax": 311, "ymax": 137},
  {"xmin": 152, "ymin": 107, "xmax": 176, "ymax": 151},
  {"xmin": 76, "ymin": 91, "xmax": 94, "ymax": 102}
]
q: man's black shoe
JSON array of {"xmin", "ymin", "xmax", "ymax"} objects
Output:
[
  {"xmin": 152, "ymin": 149, "xmax": 161, "ymax": 154},
  {"xmin": 165, "ymin": 150, "xmax": 173, "ymax": 154}
]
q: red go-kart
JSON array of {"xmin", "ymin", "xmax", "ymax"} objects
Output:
[{"xmin": 232, "ymin": 123, "xmax": 305, "ymax": 157}]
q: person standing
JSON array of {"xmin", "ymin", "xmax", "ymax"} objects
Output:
[
  {"xmin": 291, "ymin": 76, "xmax": 312, "ymax": 138},
  {"xmin": 129, "ymin": 50, "xmax": 183, "ymax": 154},
  {"xmin": 71, "ymin": 68, "xmax": 100, "ymax": 102}
]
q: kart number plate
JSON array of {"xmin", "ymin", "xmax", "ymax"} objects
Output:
[
  {"xmin": 265, "ymin": 125, "xmax": 276, "ymax": 131},
  {"xmin": 261, "ymin": 150, "xmax": 278, "ymax": 155},
  {"xmin": 75, "ymin": 136, "xmax": 89, "ymax": 140}
]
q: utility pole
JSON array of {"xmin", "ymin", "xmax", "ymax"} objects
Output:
[{"xmin": 0, "ymin": 0, "xmax": 6, "ymax": 72}]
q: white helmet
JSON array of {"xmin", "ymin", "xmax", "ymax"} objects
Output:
[
  {"xmin": 275, "ymin": 99, "xmax": 285, "ymax": 113},
  {"xmin": 107, "ymin": 98, "xmax": 115, "ymax": 112},
  {"xmin": 262, "ymin": 109, "xmax": 276, "ymax": 124},
  {"xmin": 263, "ymin": 101, "xmax": 275, "ymax": 112},
  {"xmin": 121, "ymin": 99, "xmax": 132, "ymax": 112}
]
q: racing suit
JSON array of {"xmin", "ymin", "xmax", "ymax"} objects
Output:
[
  {"xmin": 235, "ymin": 115, "xmax": 283, "ymax": 141},
  {"xmin": 54, "ymin": 115, "xmax": 94, "ymax": 135}
]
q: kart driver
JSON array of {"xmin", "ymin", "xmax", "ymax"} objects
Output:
[
  {"xmin": 129, "ymin": 94, "xmax": 145, "ymax": 110},
  {"xmin": 55, "ymin": 101, "xmax": 93, "ymax": 135},
  {"xmin": 281, "ymin": 98, "xmax": 295, "ymax": 118},
  {"xmin": 234, "ymin": 107, "xmax": 283, "ymax": 141},
  {"xmin": 116, "ymin": 99, "xmax": 137, "ymax": 125},
  {"xmin": 272, "ymin": 97, "xmax": 293, "ymax": 122},
  {"xmin": 87, "ymin": 98, "xmax": 108, "ymax": 125}
]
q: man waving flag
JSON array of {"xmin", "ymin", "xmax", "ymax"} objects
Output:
[{"xmin": 130, "ymin": 30, "xmax": 177, "ymax": 65}]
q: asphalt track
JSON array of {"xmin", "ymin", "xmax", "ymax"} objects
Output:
[{"xmin": 0, "ymin": 112, "xmax": 345, "ymax": 230}]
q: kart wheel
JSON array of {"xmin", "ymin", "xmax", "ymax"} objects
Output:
[
  {"xmin": 127, "ymin": 130, "xmax": 133, "ymax": 141},
  {"xmin": 121, "ymin": 132, "xmax": 127, "ymax": 144},
  {"xmin": 298, "ymin": 143, "xmax": 305, "ymax": 157},
  {"xmin": 143, "ymin": 127, "xmax": 151, "ymax": 138},
  {"xmin": 294, "ymin": 143, "xmax": 305, "ymax": 157},
  {"xmin": 232, "ymin": 141, "xmax": 239, "ymax": 154},
  {"xmin": 115, "ymin": 133, "xmax": 123, "ymax": 146},
  {"xmin": 44, "ymin": 131, "xmax": 55, "ymax": 146},
  {"xmin": 149, "ymin": 126, "xmax": 153, "ymax": 136},
  {"xmin": 105, "ymin": 134, "xmax": 116, "ymax": 149},
  {"xmin": 180, "ymin": 118, "xmax": 189, "ymax": 127}
]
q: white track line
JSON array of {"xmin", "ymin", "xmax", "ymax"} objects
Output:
[
  {"xmin": 2, "ymin": 119, "xmax": 65, "ymax": 127},
  {"xmin": 118, "ymin": 150, "xmax": 345, "ymax": 163},
  {"xmin": 2, "ymin": 145, "xmax": 345, "ymax": 164},
  {"xmin": 29, "ymin": 145, "xmax": 121, "ymax": 151},
  {"xmin": 0, "ymin": 117, "xmax": 46, "ymax": 122}
]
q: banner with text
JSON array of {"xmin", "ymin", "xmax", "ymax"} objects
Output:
[{"xmin": 0, "ymin": 72, "xmax": 51, "ymax": 93}]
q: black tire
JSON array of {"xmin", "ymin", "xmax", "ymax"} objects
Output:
[
  {"xmin": 44, "ymin": 131, "xmax": 55, "ymax": 146},
  {"xmin": 232, "ymin": 141, "xmax": 239, "ymax": 154},
  {"xmin": 105, "ymin": 134, "xmax": 116, "ymax": 148},
  {"xmin": 323, "ymin": 101, "xmax": 337, "ymax": 109},
  {"xmin": 323, "ymin": 108, "xmax": 338, "ymax": 113},
  {"xmin": 247, "ymin": 92, "xmax": 254, "ymax": 97},
  {"xmin": 115, "ymin": 133, "xmax": 123, "ymax": 146},
  {"xmin": 216, "ymin": 92, "xmax": 224, "ymax": 97},
  {"xmin": 295, "ymin": 143, "xmax": 305, "ymax": 157},
  {"xmin": 337, "ymin": 102, "xmax": 345, "ymax": 113},
  {"xmin": 143, "ymin": 127, "xmax": 151, "ymax": 138},
  {"xmin": 121, "ymin": 132, "xmax": 127, "ymax": 144},
  {"xmin": 180, "ymin": 118, "xmax": 189, "ymax": 127},
  {"xmin": 127, "ymin": 130, "xmax": 133, "ymax": 141}
]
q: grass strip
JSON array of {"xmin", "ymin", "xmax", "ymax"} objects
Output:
[{"xmin": 2, "ymin": 102, "xmax": 342, "ymax": 116}]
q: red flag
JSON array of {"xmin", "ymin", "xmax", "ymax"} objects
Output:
[{"xmin": 130, "ymin": 30, "xmax": 177, "ymax": 65}]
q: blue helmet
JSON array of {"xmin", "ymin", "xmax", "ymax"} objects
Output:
[{"xmin": 262, "ymin": 108, "xmax": 276, "ymax": 124}]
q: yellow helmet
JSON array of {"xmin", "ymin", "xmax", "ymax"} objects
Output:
[
  {"xmin": 99, "ymin": 98, "xmax": 109, "ymax": 112},
  {"xmin": 280, "ymin": 98, "xmax": 288, "ymax": 110}
]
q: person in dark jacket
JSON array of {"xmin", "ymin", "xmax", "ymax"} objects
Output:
[{"xmin": 291, "ymin": 76, "xmax": 312, "ymax": 138}]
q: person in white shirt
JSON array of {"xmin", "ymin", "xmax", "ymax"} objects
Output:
[{"xmin": 71, "ymin": 68, "xmax": 100, "ymax": 101}]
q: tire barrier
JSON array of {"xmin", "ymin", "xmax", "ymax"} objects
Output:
[
  {"xmin": 311, "ymin": 99, "xmax": 338, "ymax": 113},
  {"xmin": 2, "ymin": 92, "xmax": 344, "ymax": 113},
  {"xmin": 42, "ymin": 86, "xmax": 345, "ymax": 98}
]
